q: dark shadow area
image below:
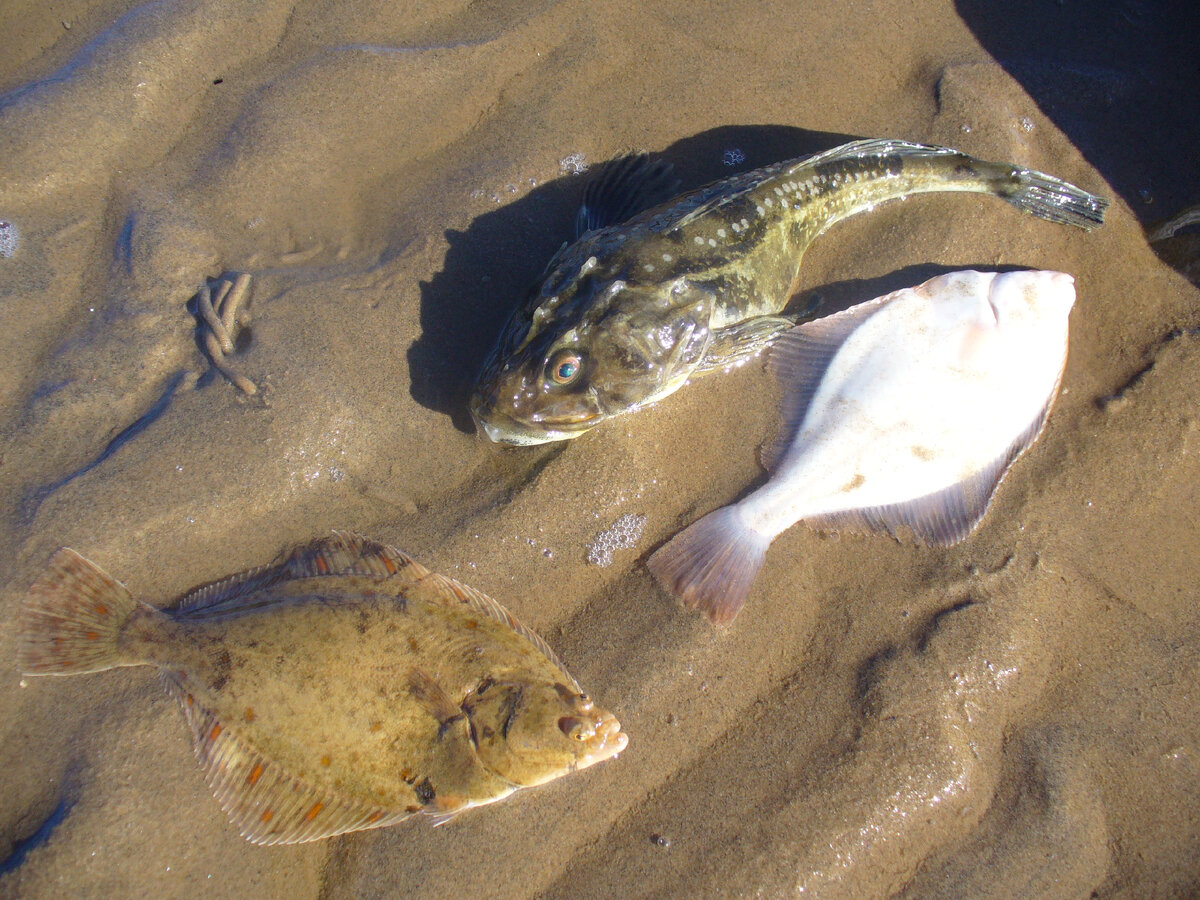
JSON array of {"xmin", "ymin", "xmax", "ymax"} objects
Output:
[
  {"xmin": 408, "ymin": 125, "xmax": 861, "ymax": 433},
  {"xmin": 0, "ymin": 800, "xmax": 70, "ymax": 876},
  {"xmin": 956, "ymin": 0, "xmax": 1200, "ymax": 224}
]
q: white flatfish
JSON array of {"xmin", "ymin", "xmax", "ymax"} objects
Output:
[{"xmin": 648, "ymin": 270, "xmax": 1076, "ymax": 624}]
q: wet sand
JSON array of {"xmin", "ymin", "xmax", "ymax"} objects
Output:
[{"xmin": 1, "ymin": 1, "xmax": 1198, "ymax": 897}]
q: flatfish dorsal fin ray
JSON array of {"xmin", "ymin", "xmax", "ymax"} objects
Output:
[
  {"xmin": 762, "ymin": 291, "xmax": 897, "ymax": 472},
  {"xmin": 805, "ymin": 402, "xmax": 1057, "ymax": 546},
  {"xmin": 160, "ymin": 673, "xmax": 412, "ymax": 845},
  {"xmin": 175, "ymin": 532, "xmax": 429, "ymax": 615},
  {"xmin": 416, "ymin": 573, "xmax": 582, "ymax": 693}
]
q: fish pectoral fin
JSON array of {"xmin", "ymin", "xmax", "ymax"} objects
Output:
[
  {"xmin": 575, "ymin": 152, "xmax": 680, "ymax": 237},
  {"xmin": 760, "ymin": 291, "xmax": 897, "ymax": 471},
  {"xmin": 806, "ymin": 404, "xmax": 1055, "ymax": 546},
  {"xmin": 695, "ymin": 316, "xmax": 797, "ymax": 375},
  {"xmin": 160, "ymin": 673, "xmax": 410, "ymax": 844},
  {"xmin": 406, "ymin": 668, "xmax": 466, "ymax": 733}
]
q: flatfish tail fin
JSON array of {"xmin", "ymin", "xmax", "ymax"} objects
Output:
[
  {"xmin": 999, "ymin": 165, "xmax": 1108, "ymax": 230},
  {"xmin": 647, "ymin": 507, "xmax": 770, "ymax": 626},
  {"xmin": 17, "ymin": 549, "xmax": 148, "ymax": 675}
]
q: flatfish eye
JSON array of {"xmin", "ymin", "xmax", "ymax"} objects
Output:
[
  {"xmin": 547, "ymin": 351, "xmax": 583, "ymax": 386},
  {"xmin": 558, "ymin": 716, "xmax": 594, "ymax": 741}
]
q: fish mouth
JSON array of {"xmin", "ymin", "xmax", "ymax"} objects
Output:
[
  {"xmin": 470, "ymin": 399, "xmax": 599, "ymax": 446},
  {"xmin": 577, "ymin": 714, "xmax": 628, "ymax": 769}
]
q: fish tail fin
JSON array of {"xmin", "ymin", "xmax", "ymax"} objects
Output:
[
  {"xmin": 647, "ymin": 507, "xmax": 770, "ymax": 626},
  {"xmin": 17, "ymin": 549, "xmax": 148, "ymax": 676},
  {"xmin": 999, "ymin": 166, "xmax": 1108, "ymax": 230}
]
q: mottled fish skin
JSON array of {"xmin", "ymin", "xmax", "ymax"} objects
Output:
[
  {"xmin": 16, "ymin": 533, "xmax": 627, "ymax": 844},
  {"xmin": 470, "ymin": 139, "xmax": 1107, "ymax": 445}
]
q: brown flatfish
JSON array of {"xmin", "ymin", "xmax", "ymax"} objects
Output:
[{"xmin": 16, "ymin": 532, "xmax": 626, "ymax": 844}]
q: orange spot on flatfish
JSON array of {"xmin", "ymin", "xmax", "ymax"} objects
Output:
[
  {"xmin": 260, "ymin": 809, "xmax": 274, "ymax": 823},
  {"xmin": 383, "ymin": 556, "xmax": 397, "ymax": 575},
  {"xmin": 305, "ymin": 802, "xmax": 323, "ymax": 821},
  {"xmin": 366, "ymin": 811, "xmax": 383, "ymax": 823},
  {"xmin": 85, "ymin": 631, "xmax": 99, "ymax": 641},
  {"xmin": 248, "ymin": 764, "xmax": 264, "ymax": 785},
  {"xmin": 465, "ymin": 619, "xmax": 478, "ymax": 630},
  {"xmin": 186, "ymin": 694, "xmax": 195, "ymax": 707},
  {"xmin": 320, "ymin": 756, "xmax": 331, "ymax": 767},
  {"xmin": 315, "ymin": 556, "xmax": 330, "ymax": 575},
  {"xmin": 244, "ymin": 707, "xmax": 256, "ymax": 722},
  {"xmin": 95, "ymin": 604, "xmax": 108, "ymax": 615},
  {"xmin": 209, "ymin": 723, "xmax": 222, "ymax": 741}
]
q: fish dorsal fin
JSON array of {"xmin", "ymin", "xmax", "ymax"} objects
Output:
[
  {"xmin": 761, "ymin": 292, "xmax": 897, "ymax": 472},
  {"xmin": 416, "ymin": 573, "xmax": 582, "ymax": 693},
  {"xmin": 286, "ymin": 531, "xmax": 429, "ymax": 580},
  {"xmin": 576, "ymin": 153, "xmax": 680, "ymax": 237},
  {"xmin": 160, "ymin": 673, "xmax": 413, "ymax": 844},
  {"xmin": 804, "ymin": 401, "xmax": 1056, "ymax": 547},
  {"xmin": 176, "ymin": 532, "xmax": 430, "ymax": 615}
]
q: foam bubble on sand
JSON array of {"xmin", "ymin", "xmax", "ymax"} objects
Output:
[
  {"xmin": 587, "ymin": 513, "xmax": 646, "ymax": 567},
  {"xmin": 0, "ymin": 221, "xmax": 16, "ymax": 258}
]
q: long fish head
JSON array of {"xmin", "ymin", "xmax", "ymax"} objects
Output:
[
  {"xmin": 469, "ymin": 253, "xmax": 715, "ymax": 445},
  {"xmin": 464, "ymin": 677, "xmax": 627, "ymax": 786}
]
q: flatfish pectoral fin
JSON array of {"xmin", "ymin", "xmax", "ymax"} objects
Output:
[
  {"xmin": 805, "ymin": 405, "xmax": 1054, "ymax": 546},
  {"xmin": 161, "ymin": 674, "xmax": 410, "ymax": 844},
  {"xmin": 406, "ymin": 668, "xmax": 466, "ymax": 736},
  {"xmin": 695, "ymin": 316, "xmax": 797, "ymax": 375}
]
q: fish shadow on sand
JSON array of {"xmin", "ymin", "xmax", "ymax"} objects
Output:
[
  {"xmin": 407, "ymin": 125, "xmax": 864, "ymax": 435},
  {"xmin": 956, "ymin": 0, "xmax": 1200, "ymax": 222}
]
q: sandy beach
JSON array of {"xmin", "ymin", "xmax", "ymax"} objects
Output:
[{"xmin": 1, "ymin": 0, "xmax": 1198, "ymax": 897}]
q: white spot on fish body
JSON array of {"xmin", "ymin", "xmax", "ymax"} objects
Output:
[
  {"xmin": 643, "ymin": 263, "xmax": 655, "ymax": 273},
  {"xmin": 764, "ymin": 198, "xmax": 773, "ymax": 208},
  {"xmin": 716, "ymin": 228, "xmax": 727, "ymax": 238},
  {"xmin": 707, "ymin": 238, "xmax": 717, "ymax": 247},
  {"xmin": 694, "ymin": 236, "xmax": 705, "ymax": 245},
  {"xmin": 774, "ymin": 187, "xmax": 784, "ymax": 197},
  {"xmin": 756, "ymin": 206, "xmax": 765, "ymax": 216}
]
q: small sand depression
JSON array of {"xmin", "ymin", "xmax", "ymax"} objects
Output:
[{"xmin": 1, "ymin": 0, "xmax": 1198, "ymax": 898}]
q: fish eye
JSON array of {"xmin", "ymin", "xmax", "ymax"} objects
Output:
[
  {"xmin": 547, "ymin": 350, "xmax": 583, "ymax": 386},
  {"xmin": 558, "ymin": 716, "xmax": 591, "ymax": 741}
]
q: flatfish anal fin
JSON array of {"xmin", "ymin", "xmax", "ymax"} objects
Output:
[
  {"xmin": 761, "ymin": 291, "xmax": 896, "ymax": 472},
  {"xmin": 416, "ymin": 572, "xmax": 582, "ymax": 693},
  {"xmin": 176, "ymin": 532, "xmax": 430, "ymax": 615},
  {"xmin": 575, "ymin": 152, "xmax": 680, "ymax": 237},
  {"xmin": 160, "ymin": 673, "xmax": 412, "ymax": 845},
  {"xmin": 806, "ymin": 404, "xmax": 1055, "ymax": 546}
]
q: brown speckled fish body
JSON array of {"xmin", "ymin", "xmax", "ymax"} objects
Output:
[
  {"xmin": 17, "ymin": 533, "xmax": 626, "ymax": 844},
  {"xmin": 470, "ymin": 139, "xmax": 1107, "ymax": 445}
]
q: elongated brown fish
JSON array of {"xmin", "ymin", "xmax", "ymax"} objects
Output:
[
  {"xmin": 16, "ymin": 533, "xmax": 626, "ymax": 844},
  {"xmin": 649, "ymin": 270, "xmax": 1075, "ymax": 624},
  {"xmin": 470, "ymin": 139, "xmax": 1106, "ymax": 445}
]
